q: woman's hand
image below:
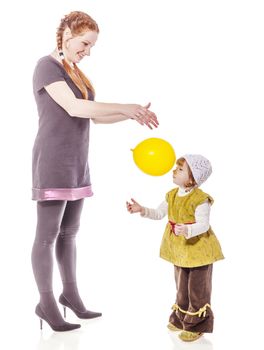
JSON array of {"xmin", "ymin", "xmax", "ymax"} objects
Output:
[
  {"xmin": 122, "ymin": 102, "xmax": 159, "ymax": 129},
  {"xmin": 126, "ymin": 198, "xmax": 144, "ymax": 214}
]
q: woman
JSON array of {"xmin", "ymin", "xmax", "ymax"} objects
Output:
[{"xmin": 31, "ymin": 11, "xmax": 158, "ymax": 332}]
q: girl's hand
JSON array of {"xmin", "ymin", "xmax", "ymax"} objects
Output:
[
  {"xmin": 126, "ymin": 198, "xmax": 144, "ymax": 214},
  {"xmin": 175, "ymin": 224, "xmax": 188, "ymax": 237},
  {"xmin": 122, "ymin": 102, "xmax": 159, "ymax": 129}
]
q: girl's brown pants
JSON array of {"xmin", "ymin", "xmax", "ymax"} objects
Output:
[{"xmin": 169, "ymin": 264, "xmax": 214, "ymax": 333}]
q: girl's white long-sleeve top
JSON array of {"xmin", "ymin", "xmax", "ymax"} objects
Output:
[{"xmin": 141, "ymin": 187, "xmax": 211, "ymax": 239}]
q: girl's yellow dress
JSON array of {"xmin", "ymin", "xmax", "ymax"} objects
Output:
[{"xmin": 160, "ymin": 188, "xmax": 224, "ymax": 267}]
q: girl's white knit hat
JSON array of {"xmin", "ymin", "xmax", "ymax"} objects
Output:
[{"xmin": 182, "ymin": 154, "xmax": 212, "ymax": 186}]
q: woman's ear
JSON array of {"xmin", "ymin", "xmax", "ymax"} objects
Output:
[
  {"xmin": 63, "ymin": 28, "xmax": 72, "ymax": 49},
  {"xmin": 64, "ymin": 28, "xmax": 72, "ymax": 38}
]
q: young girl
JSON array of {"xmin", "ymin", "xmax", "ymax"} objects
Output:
[{"xmin": 126, "ymin": 154, "xmax": 224, "ymax": 342}]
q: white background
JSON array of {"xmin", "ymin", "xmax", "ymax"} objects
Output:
[{"xmin": 0, "ymin": 0, "xmax": 263, "ymax": 349}]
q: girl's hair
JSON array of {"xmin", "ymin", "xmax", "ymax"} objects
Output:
[
  {"xmin": 56, "ymin": 11, "xmax": 99, "ymax": 99},
  {"xmin": 176, "ymin": 157, "xmax": 197, "ymax": 189}
]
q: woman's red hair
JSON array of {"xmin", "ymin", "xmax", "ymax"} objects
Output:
[{"xmin": 56, "ymin": 11, "xmax": 99, "ymax": 99}]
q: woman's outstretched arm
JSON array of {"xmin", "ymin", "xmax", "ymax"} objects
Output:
[{"xmin": 45, "ymin": 81, "xmax": 158, "ymax": 129}]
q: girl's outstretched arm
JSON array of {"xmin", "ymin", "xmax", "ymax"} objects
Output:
[
  {"xmin": 126, "ymin": 198, "xmax": 145, "ymax": 215},
  {"xmin": 126, "ymin": 199, "xmax": 168, "ymax": 220}
]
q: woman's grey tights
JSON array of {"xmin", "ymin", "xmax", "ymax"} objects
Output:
[{"xmin": 31, "ymin": 199, "xmax": 86, "ymax": 323}]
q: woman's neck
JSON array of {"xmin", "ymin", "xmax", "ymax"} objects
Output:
[
  {"xmin": 50, "ymin": 49, "xmax": 62, "ymax": 62},
  {"xmin": 50, "ymin": 49, "xmax": 73, "ymax": 67}
]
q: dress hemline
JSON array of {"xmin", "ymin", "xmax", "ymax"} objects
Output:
[{"xmin": 32, "ymin": 186, "xmax": 93, "ymax": 201}]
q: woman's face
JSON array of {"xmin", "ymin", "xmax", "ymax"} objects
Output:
[{"xmin": 63, "ymin": 29, "xmax": 98, "ymax": 64}]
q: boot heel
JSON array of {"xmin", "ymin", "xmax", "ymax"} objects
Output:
[
  {"xmin": 59, "ymin": 294, "xmax": 102, "ymax": 319},
  {"xmin": 63, "ymin": 306, "xmax": 66, "ymax": 318},
  {"xmin": 40, "ymin": 318, "xmax": 43, "ymax": 330}
]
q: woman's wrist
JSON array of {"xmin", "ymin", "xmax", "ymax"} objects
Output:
[{"xmin": 119, "ymin": 103, "xmax": 132, "ymax": 116}]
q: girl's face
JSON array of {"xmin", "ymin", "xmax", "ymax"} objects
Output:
[
  {"xmin": 173, "ymin": 161, "xmax": 191, "ymax": 188},
  {"xmin": 63, "ymin": 30, "xmax": 98, "ymax": 64}
]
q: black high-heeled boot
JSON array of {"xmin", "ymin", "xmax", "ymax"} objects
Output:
[
  {"xmin": 35, "ymin": 304, "xmax": 81, "ymax": 331},
  {"xmin": 59, "ymin": 294, "xmax": 102, "ymax": 319}
]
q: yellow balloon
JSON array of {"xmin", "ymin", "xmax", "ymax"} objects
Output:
[{"xmin": 131, "ymin": 138, "xmax": 176, "ymax": 176}]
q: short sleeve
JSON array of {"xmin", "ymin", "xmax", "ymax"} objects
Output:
[
  {"xmin": 33, "ymin": 57, "xmax": 66, "ymax": 93},
  {"xmin": 166, "ymin": 188, "xmax": 178, "ymax": 203}
]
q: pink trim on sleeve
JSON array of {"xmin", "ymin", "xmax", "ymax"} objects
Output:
[{"xmin": 32, "ymin": 186, "xmax": 93, "ymax": 201}]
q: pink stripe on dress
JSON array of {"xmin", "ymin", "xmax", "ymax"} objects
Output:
[{"xmin": 32, "ymin": 186, "xmax": 93, "ymax": 201}]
